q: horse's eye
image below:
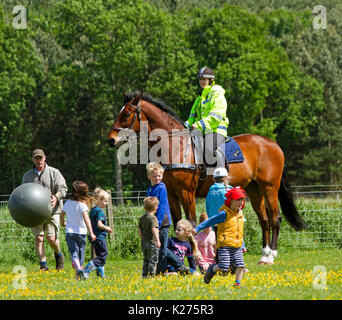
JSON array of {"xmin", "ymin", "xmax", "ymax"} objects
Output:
[{"xmin": 121, "ymin": 112, "xmax": 130, "ymax": 119}]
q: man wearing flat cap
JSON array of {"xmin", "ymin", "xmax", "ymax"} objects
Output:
[{"xmin": 22, "ymin": 149, "xmax": 67, "ymax": 271}]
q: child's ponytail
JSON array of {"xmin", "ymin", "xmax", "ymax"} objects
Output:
[{"xmin": 187, "ymin": 233, "xmax": 199, "ymax": 259}]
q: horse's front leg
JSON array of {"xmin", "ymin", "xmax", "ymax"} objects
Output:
[
  {"xmin": 167, "ymin": 191, "xmax": 182, "ymax": 231},
  {"xmin": 179, "ymin": 190, "xmax": 197, "ymax": 227}
]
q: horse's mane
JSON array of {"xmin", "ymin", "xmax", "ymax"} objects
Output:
[{"xmin": 123, "ymin": 91, "xmax": 183, "ymax": 124}]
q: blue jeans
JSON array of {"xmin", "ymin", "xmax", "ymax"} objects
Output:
[
  {"xmin": 91, "ymin": 239, "xmax": 108, "ymax": 267},
  {"xmin": 65, "ymin": 233, "xmax": 87, "ymax": 266},
  {"xmin": 165, "ymin": 250, "xmax": 196, "ymax": 273},
  {"xmin": 165, "ymin": 248, "xmax": 182, "ymax": 270},
  {"xmin": 156, "ymin": 226, "xmax": 169, "ymax": 274}
]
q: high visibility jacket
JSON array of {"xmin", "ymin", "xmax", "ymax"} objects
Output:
[
  {"xmin": 184, "ymin": 84, "xmax": 229, "ymax": 137},
  {"xmin": 216, "ymin": 204, "xmax": 244, "ymax": 249}
]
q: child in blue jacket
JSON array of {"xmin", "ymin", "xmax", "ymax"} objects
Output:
[
  {"xmin": 206, "ymin": 167, "xmax": 232, "ymax": 219},
  {"xmin": 146, "ymin": 162, "xmax": 173, "ymax": 274}
]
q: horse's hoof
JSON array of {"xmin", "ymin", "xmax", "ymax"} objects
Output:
[{"xmin": 257, "ymin": 261, "xmax": 265, "ymax": 266}]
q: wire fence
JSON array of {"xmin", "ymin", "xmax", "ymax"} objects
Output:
[
  {"xmin": 1, "ymin": 184, "xmax": 341, "ymax": 205},
  {"xmin": 0, "ymin": 186, "xmax": 341, "ymax": 260}
]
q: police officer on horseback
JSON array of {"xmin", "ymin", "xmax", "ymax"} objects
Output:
[{"xmin": 184, "ymin": 67, "xmax": 229, "ymax": 174}]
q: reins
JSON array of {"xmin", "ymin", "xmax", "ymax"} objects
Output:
[
  {"xmin": 111, "ymin": 99, "xmax": 201, "ymax": 172},
  {"xmin": 111, "ymin": 101, "xmax": 191, "ymax": 142}
]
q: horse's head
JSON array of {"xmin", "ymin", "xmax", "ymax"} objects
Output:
[{"xmin": 107, "ymin": 92, "xmax": 144, "ymax": 148}]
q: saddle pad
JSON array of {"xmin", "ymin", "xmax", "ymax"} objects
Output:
[
  {"xmin": 220, "ymin": 136, "xmax": 244, "ymax": 163},
  {"xmin": 192, "ymin": 135, "xmax": 244, "ymax": 165}
]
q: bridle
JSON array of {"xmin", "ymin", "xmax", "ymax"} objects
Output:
[
  {"xmin": 111, "ymin": 101, "xmax": 142, "ymax": 132},
  {"xmin": 109, "ymin": 99, "xmax": 199, "ymax": 172},
  {"xmin": 110, "ymin": 99, "xmax": 193, "ymax": 141},
  {"xmin": 125, "ymin": 101, "xmax": 142, "ymax": 130}
]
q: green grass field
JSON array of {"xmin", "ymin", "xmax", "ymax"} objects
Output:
[
  {"xmin": 1, "ymin": 249, "xmax": 341, "ymax": 300},
  {"xmin": 0, "ymin": 197, "xmax": 341, "ymax": 301}
]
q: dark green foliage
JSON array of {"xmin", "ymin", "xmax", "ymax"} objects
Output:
[{"xmin": 0, "ymin": 0, "xmax": 341, "ymax": 194}]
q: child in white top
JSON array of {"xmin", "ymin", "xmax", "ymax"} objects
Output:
[{"xmin": 60, "ymin": 180, "xmax": 96, "ymax": 279}]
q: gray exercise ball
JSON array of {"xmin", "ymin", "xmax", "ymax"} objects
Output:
[{"xmin": 8, "ymin": 183, "xmax": 52, "ymax": 227}]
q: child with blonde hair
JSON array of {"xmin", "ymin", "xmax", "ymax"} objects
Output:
[
  {"xmin": 146, "ymin": 162, "xmax": 172, "ymax": 275},
  {"xmin": 60, "ymin": 181, "xmax": 96, "ymax": 279},
  {"xmin": 83, "ymin": 187, "xmax": 112, "ymax": 279},
  {"xmin": 166, "ymin": 219, "xmax": 198, "ymax": 274},
  {"xmin": 138, "ymin": 197, "xmax": 161, "ymax": 278}
]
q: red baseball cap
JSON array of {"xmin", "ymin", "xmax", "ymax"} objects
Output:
[{"xmin": 225, "ymin": 187, "xmax": 247, "ymax": 208}]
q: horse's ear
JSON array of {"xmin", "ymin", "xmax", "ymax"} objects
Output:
[
  {"xmin": 123, "ymin": 91, "xmax": 130, "ymax": 104},
  {"xmin": 136, "ymin": 90, "xmax": 144, "ymax": 101}
]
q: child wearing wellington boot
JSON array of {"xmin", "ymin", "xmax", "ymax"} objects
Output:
[
  {"xmin": 60, "ymin": 181, "xmax": 96, "ymax": 280},
  {"xmin": 193, "ymin": 187, "xmax": 247, "ymax": 288},
  {"xmin": 83, "ymin": 188, "xmax": 112, "ymax": 279}
]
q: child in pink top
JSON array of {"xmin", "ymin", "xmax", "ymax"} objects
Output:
[{"xmin": 195, "ymin": 213, "xmax": 216, "ymax": 273}]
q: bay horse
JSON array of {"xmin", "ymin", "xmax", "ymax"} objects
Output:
[{"xmin": 107, "ymin": 92, "xmax": 306, "ymax": 264}]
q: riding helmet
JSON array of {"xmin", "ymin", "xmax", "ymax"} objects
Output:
[{"xmin": 197, "ymin": 67, "xmax": 215, "ymax": 80}]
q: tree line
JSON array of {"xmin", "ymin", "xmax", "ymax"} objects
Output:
[{"xmin": 0, "ymin": 0, "xmax": 341, "ymax": 195}]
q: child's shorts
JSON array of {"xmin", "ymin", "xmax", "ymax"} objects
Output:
[{"xmin": 217, "ymin": 247, "xmax": 245, "ymax": 271}]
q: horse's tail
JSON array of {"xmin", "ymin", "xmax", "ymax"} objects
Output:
[{"xmin": 278, "ymin": 169, "xmax": 306, "ymax": 231}]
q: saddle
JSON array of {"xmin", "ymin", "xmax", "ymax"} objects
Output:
[
  {"xmin": 163, "ymin": 136, "xmax": 244, "ymax": 173},
  {"xmin": 192, "ymin": 136, "xmax": 244, "ymax": 166}
]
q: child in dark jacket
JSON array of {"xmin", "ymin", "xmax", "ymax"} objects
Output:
[
  {"xmin": 166, "ymin": 219, "xmax": 199, "ymax": 274},
  {"xmin": 83, "ymin": 188, "xmax": 112, "ymax": 279}
]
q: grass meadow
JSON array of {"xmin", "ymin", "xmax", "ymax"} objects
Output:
[
  {"xmin": 0, "ymin": 249, "xmax": 341, "ymax": 300},
  {"xmin": 0, "ymin": 196, "xmax": 341, "ymax": 300}
]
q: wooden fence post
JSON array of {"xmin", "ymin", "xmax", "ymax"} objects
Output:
[{"xmin": 106, "ymin": 189, "xmax": 115, "ymax": 243}]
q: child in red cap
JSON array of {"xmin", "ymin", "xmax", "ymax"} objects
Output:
[{"xmin": 193, "ymin": 186, "xmax": 247, "ymax": 287}]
